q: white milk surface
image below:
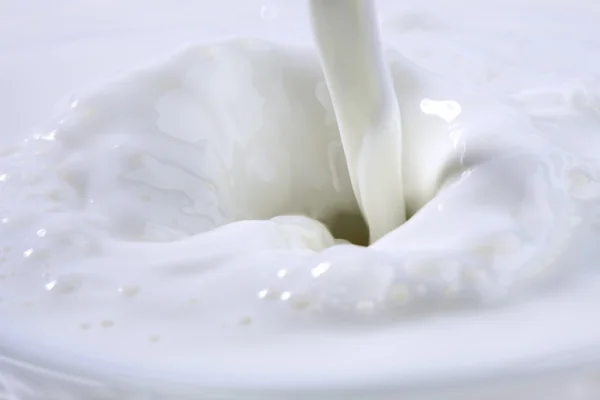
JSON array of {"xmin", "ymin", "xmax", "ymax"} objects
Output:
[{"xmin": 1, "ymin": 0, "xmax": 600, "ymax": 399}]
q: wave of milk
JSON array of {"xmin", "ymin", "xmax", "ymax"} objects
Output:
[
  {"xmin": 0, "ymin": 38, "xmax": 582, "ymax": 318},
  {"xmin": 1, "ymin": 1, "xmax": 600, "ymax": 396},
  {"xmin": 0, "ymin": 37, "xmax": 598, "ymax": 387}
]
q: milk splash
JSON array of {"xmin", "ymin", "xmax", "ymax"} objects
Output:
[{"xmin": 0, "ymin": 0, "xmax": 599, "ymax": 395}]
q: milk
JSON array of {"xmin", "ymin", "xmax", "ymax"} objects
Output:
[{"xmin": 1, "ymin": 0, "xmax": 600, "ymax": 398}]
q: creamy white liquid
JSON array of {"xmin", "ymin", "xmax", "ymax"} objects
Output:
[{"xmin": 1, "ymin": 0, "xmax": 600, "ymax": 397}]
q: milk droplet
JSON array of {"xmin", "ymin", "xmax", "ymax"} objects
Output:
[
  {"xmin": 280, "ymin": 291, "xmax": 292, "ymax": 301},
  {"xmin": 45, "ymin": 275, "xmax": 82, "ymax": 294},
  {"xmin": 149, "ymin": 335, "xmax": 161, "ymax": 343},
  {"xmin": 101, "ymin": 320, "xmax": 115, "ymax": 328},
  {"xmin": 277, "ymin": 269, "xmax": 287, "ymax": 278},
  {"xmin": 118, "ymin": 285, "xmax": 140, "ymax": 297},
  {"xmin": 311, "ymin": 262, "xmax": 330, "ymax": 278}
]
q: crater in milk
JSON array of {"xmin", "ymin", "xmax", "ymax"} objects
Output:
[{"xmin": 0, "ymin": 35, "xmax": 598, "ymax": 389}]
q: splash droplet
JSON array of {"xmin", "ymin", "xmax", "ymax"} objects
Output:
[
  {"xmin": 292, "ymin": 298, "xmax": 310, "ymax": 310},
  {"xmin": 118, "ymin": 285, "xmax": 140, "ymax": 297},
  {"xmin": 311, "ymin": 262, "xmax": 330, "ymax": 278},
  {"xmin": 277, "ymin": 269, "xmax": 288, "ymax": 278},
  {"xmin": 280, "ymin": 291, "xmax": 292, "ymax": 301},
  {"xmin": 45, "ymin": 275, "xmax": 82, "ymax": 294},
  {"xmin": 100, "ymin": 320, "xmax": 115, "ymax": 328},
  {"xmin": 149, "ymin": 335, "xmax": 161, "ymax": 343}
]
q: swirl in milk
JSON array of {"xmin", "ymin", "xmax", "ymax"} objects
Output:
[
  {"xmin": 0, "ymin": 37, "xmax": 585, "ymax": 326},
  {"xmin": 0, "ymin": 13, "xmax": 599, "ymax": 393}
]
